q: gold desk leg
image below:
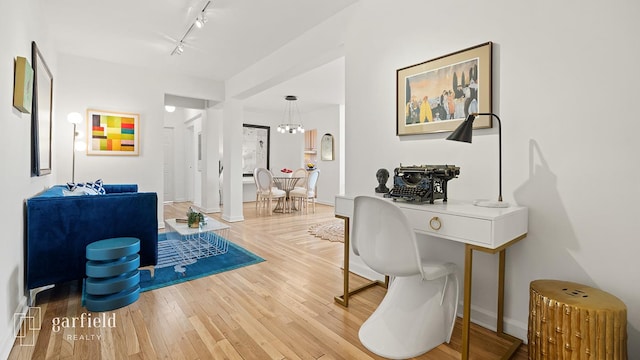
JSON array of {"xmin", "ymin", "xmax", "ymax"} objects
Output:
[
  {"xmin": 334, "ymin": 215, "xmax": 388, "ymax": 307},
  {"xmin": 462, "ymin": 244, "xmax": 473, "ymax": 360},
  {"xmin": 497, "ymin": 248, "xmax": 522, "ymax": 360},
  {"xmin": 465, "ymin": 238, "xmax": 526, "ymax": 360}
]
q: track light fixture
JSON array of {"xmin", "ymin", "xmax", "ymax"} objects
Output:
[
  {"xmin": 173, "ymin": 42, "xmax": 184, "ymax": 55},
  {"xmin": 170, "ymin": 1, "xmax": 211, "ymax": 56},
  {"xmin": 195, "ymin": 12, "xmax": 207, "ymax": 28}
]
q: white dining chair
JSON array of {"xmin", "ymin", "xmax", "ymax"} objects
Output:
[
  {"xmin": 292, "ymin": 168, "xmax": 308, "ymax": 192},
  {"xmin": 255, "ymin": 168, "xmax": 286, "ymax": 215},
  {"xmin": 290, "ymin": 169, "xmax": 319, "ymax": 213},
  {"xmin": 352, "ymin": 195, "xmax": 459, "ymax": 359}
]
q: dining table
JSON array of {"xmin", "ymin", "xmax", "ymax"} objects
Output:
[{"xmin": 272, "ymin": 176, "xmax": 303, "ymax": 213}]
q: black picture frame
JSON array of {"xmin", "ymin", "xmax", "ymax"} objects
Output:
[
  {"xmin": 31, "ymin": 41, "xmax": 53, "ymax": 176},
  {"xmin": 242, "ymin": 124, "xmax": 270, "ymax": 177}
]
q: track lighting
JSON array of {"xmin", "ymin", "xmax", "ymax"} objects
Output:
[{"xmin": 170, "ymin": 1, "xmax": 211, "ymax": 56}]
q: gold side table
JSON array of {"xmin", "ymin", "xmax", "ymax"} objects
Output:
[{"xmin": 529, "ymin": 279, "xmax": 627, "ymax": 359}]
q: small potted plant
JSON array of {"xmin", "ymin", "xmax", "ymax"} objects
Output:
[
  {"xmin": 280, "ymin": 168, "xmax": 293, "ymax": 177},
  {"xmin": 187, "ymin": 207, "xmax": 205, "ymax": 228}
]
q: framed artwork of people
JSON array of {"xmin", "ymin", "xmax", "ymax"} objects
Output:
[{"xmin": 396, "ymin": 42, "xmax": 493, "ymax": 136}]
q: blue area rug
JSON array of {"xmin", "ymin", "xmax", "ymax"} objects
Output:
[{"xmin": 139, "ymin": 232, "xmax": 264, "ymax": 292}]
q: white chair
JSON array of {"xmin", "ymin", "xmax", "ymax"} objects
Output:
[
  {"xmin": 290, "ymin": 169, "xmax": 319, "ymax": 213},
  {"xmin": 352, "ymin": 196, "xmax": 459, "ymax": 359},
  {"xmin": 292, "ymin": 168, "xmax": 308, "ymax": 192},
  {"xmin": 255, "ymin": 168, "xmax": 286, "ymax": 215}
]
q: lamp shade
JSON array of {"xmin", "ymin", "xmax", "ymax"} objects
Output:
[
  {"xmin": 67, "ymin": 112, "xmax": 83, "ymax": 125},
  {"xmin": 446, "ymin": 114, "xmax": 475, "ymax": 143}
]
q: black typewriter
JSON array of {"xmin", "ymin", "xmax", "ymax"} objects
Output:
[{"xmin": 387, "ymin": 164, "xmax": 460, "ymax": 204}]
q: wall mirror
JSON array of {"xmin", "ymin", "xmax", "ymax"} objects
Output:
[
  {"xmin": 31, "ymin": 41, "xmax": 53, "ymax": 176},
  {"xmin": 321, "ymin": 133, "xmax": 334, "ymax": 161}
]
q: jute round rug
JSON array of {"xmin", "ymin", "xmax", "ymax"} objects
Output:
[{"xmin": 308, "ymin": 220, "xmax": 344, "ymax": 242}]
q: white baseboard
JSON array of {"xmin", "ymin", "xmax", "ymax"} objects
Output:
[
  {"xmin": 200, "ymin": 206, "xmax": 221, "ymax": 213},
  {"xmin": 2, "ymin": 295, "xmax": 29, "ymax": 359},
  {"xmin": 466, "ymin": 305, "xmax": 528, "ymax": 343},
  {"xmin": 221, "ymin": 214, "xmax": 244, "ymax": 222}
]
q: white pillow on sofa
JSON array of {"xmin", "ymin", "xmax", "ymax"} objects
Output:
[{"xmin": 64, "ymin": 179, "xmax": 105, "ymax": 196}]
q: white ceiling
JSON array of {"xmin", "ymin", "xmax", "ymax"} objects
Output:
[{"xmin": 44, "ymin": 0, "xmax": 353, "ymax": 112}]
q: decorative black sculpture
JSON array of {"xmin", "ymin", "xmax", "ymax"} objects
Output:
[{"xmin": 375, "ymin": 168, "xmax": 390, "ymax": 193}]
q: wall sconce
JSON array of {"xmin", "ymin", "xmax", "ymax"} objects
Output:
[{"xmin": 446, "ymin": 112, "xmax": 509, "ymax": 208}]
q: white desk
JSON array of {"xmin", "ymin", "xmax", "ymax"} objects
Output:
[{"xmin": 334, "ymin": 195, "xmax": 528, "ymax": 360}]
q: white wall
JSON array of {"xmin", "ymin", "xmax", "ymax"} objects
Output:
[
  {"xmin": 345, "ymin": 0, "xmax": 640, "ymax": 352},
  {"xmin": 163, "ymin": 109, "xmax": 187, "ymax": 202},
  {"xmin": 301, "ymin": 106, "xmax": 342, "ymax": 205},
  {"xmin": 0, "ymin": 1, "xmax": 56, "ymax": 357}
]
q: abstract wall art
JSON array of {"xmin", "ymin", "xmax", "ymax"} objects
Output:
[{"xmin": 87, "ymin": 109, "xmax": 140, "ymax": 155}]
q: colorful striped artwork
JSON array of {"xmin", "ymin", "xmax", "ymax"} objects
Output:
[{"xmin": 87, "ymin": 110, "xmax": 139, "ymax": 155}]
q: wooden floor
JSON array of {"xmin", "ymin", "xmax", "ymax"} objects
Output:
[{"xmin": 9, "ymin": 202, "xmax": 528, "ymax": 359}]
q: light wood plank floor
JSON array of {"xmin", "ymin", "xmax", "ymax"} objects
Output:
[{"xmin": 9, "ymin": 202, "xmax": 528, "ymax": 359}]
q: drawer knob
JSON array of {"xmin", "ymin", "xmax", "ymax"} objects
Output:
[{"xmin": 429, "ymin": 216, "xmax": 442, "ymax": 231}]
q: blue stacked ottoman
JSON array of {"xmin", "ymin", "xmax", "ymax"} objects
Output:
[{"xmin": 84, "ymin": 237, "xmax": 141, "ymax": 312}]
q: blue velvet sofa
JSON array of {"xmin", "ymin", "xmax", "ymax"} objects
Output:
[{"xmin": 25, "ymin": 184, "xmax": 158, "ymax": 300}]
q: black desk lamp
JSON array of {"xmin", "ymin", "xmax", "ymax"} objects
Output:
[{"xmin": 446, "ymin": 112, "xmax": 509, "ymax": 208}]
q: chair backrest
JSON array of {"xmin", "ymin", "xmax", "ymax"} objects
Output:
[
  {"xmin": 306, "ymin": 169, "xmax": 320, "ymax": 194},
  {"xmin": 352, "ymin": 196, "xmax": 422, "ymax": 277},
  {"xmin": 292, "ymin": 168, "xmax": 307, "ymax": 187},
  {"xmin": 255, "ymin": 168, "xmax": 274, "ymax": 192}
]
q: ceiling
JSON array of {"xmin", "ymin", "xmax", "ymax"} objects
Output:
[{"xmin": 43, "ymin": 0, "xmax": 355, "ymax": 112}]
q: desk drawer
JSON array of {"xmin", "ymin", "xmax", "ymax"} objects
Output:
[{"xmin": 402, "ymin": 207, "xmax": 492, "ymax": 245}]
